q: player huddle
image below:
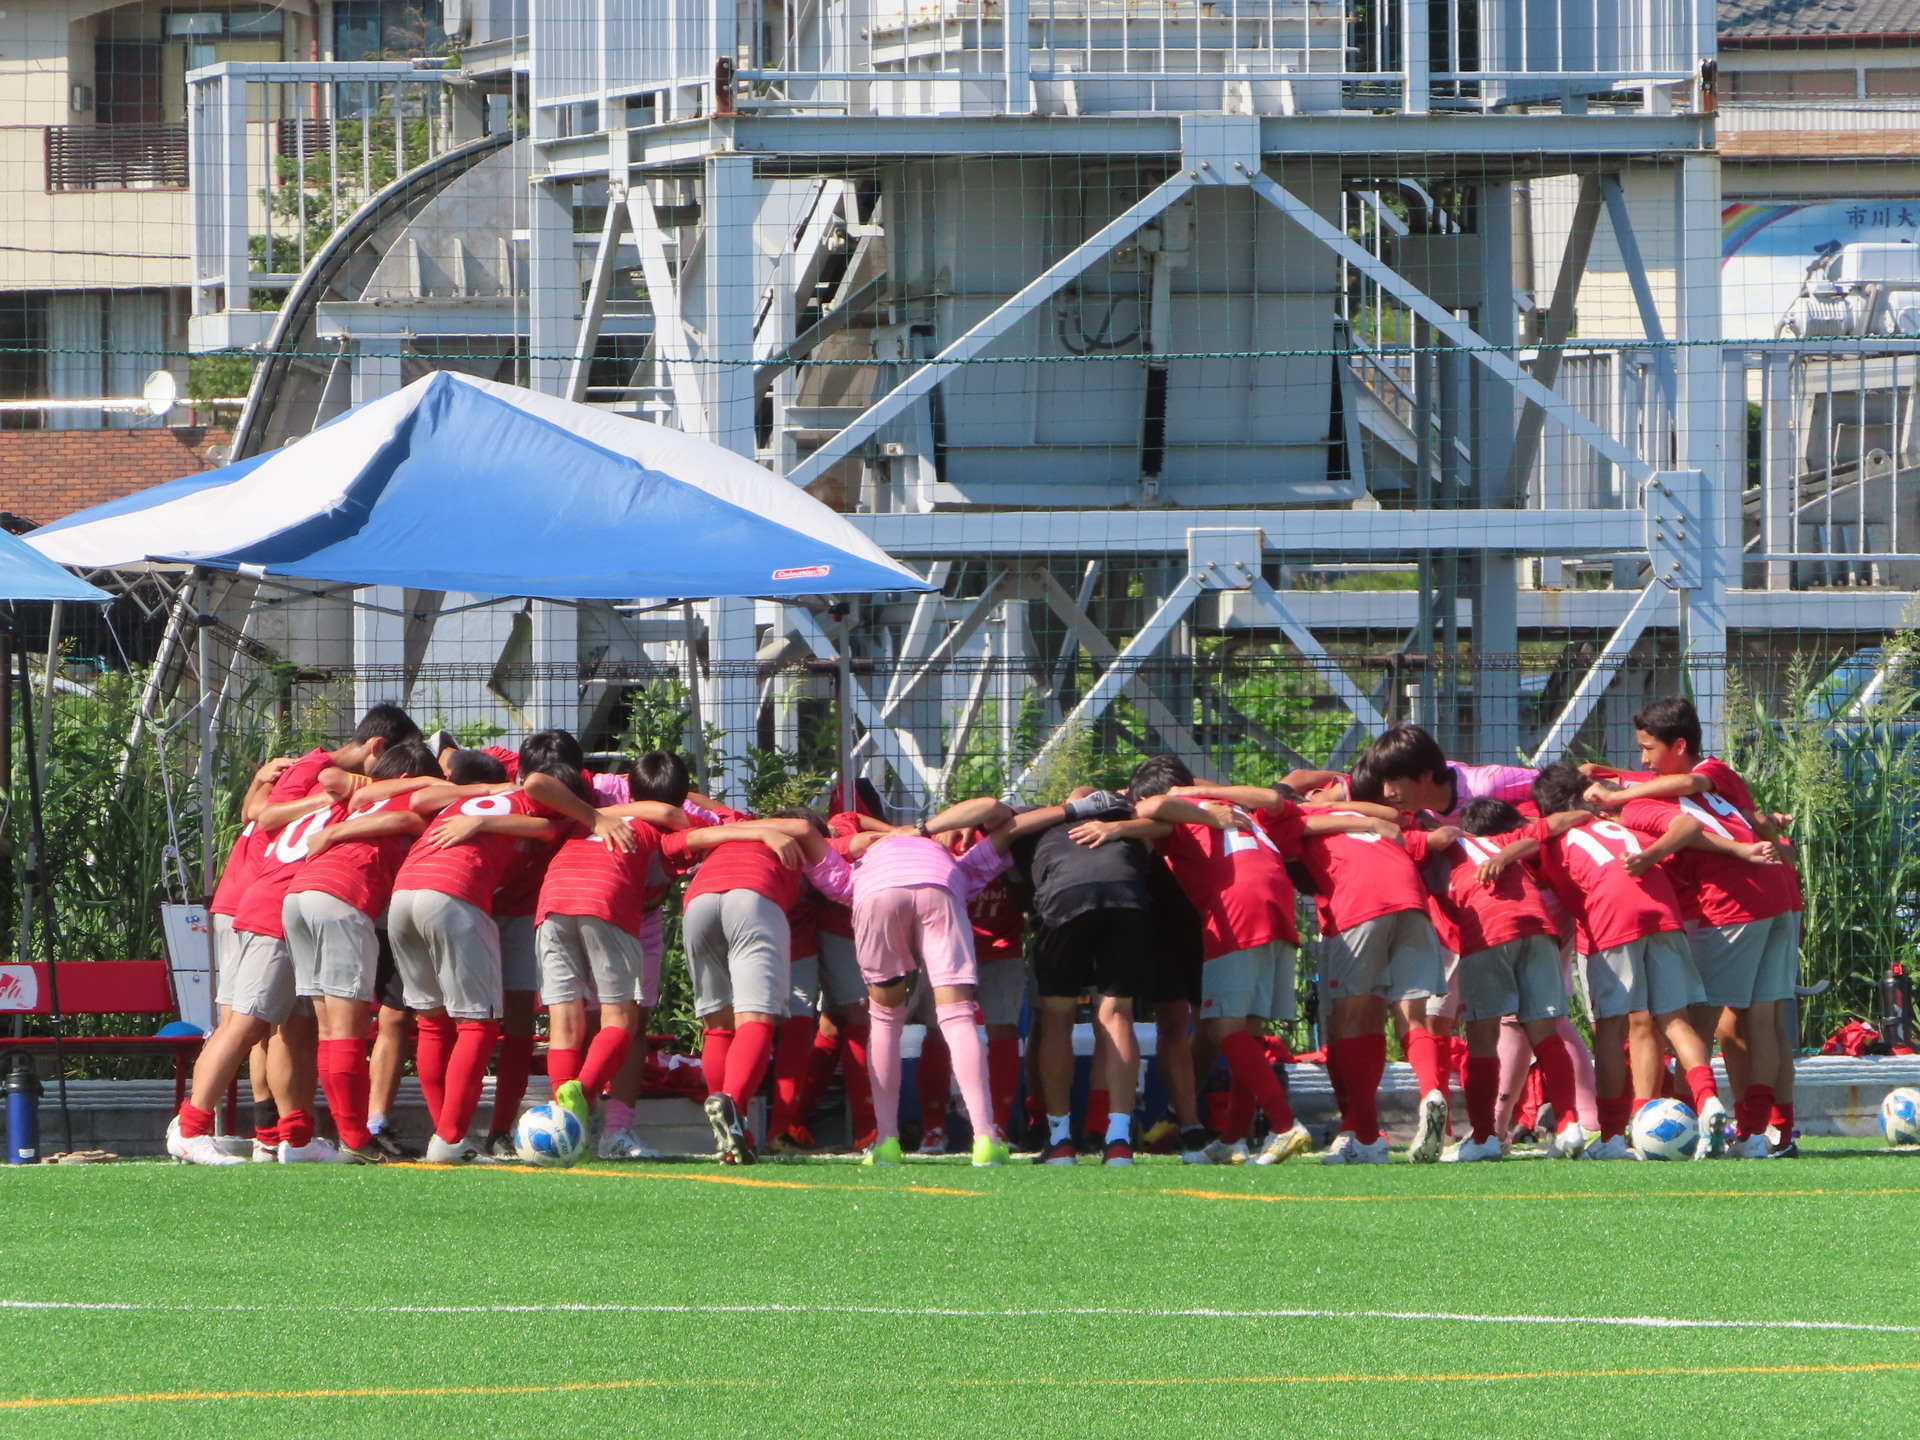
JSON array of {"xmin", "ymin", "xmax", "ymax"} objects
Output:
[{"xmin": 165, "ymin": 692, "xmax": 1802, "ymax": 1168}]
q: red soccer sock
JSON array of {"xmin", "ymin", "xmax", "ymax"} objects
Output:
[
  {"xmin": 1404, "ymin": 1025, "xmax": 1447, "ymax": 1101},
  {"xmin": 917, "ymin": 1032, "xmax": 953, "ymax": 1134},
  {"xmin": 1465, "ymin": 1056, "xmax": 1500, "ymax": 1144},
  {"xmin": 1771, "ymin": 1101, "xmax": 1795, "ymax": 1137},
  {"xmin": 1084, "ymin": 1087, "xmax": 1111, "ymax": 1142},
  {"xmin": 1683, "ymin": 1064, "xmax": 1719, "ymax": 1117},
  {"xmin": 768, "ymin": 1016, "xmax": 817, "ymax": 1138},
  {"xmin": 436, "ymin": 1020, "xmax": 501, "ymax": 1145},
  {"xmin": 1220, "ymin": 1029, "xmax": 1296, "ymax": 1136},
  {"xmin": 578, "ymin": 1026, "xmax": 633, "ymax": 1107},
  {"xmin": 545, "ymin": 1046, "xmax": 583, "ymax": 1089},
  {"xmin": 797, "ymin": 1028, "xmax": 844, "ymax": 1122},
  {"xmin": 1219, "ymin": 1072, "xmax": 1256, "ymax": 1145},
  {"xmin": 840, "ymin": 1020, "xmax": 876, "ymax": 1145},
  {"xmin": 722, "ymin": 1019, "xmax": 776, "ymax": 1111},
  {"xmin": 1334, "ymin": 1034, "xmax": 1387, "ymax": 1143},
  {"xmin": 414, "ymin": 1015, "xmax": 457, "ymax": 1123},
  {"xmin": 1740, "ymin": 1084, "xmax": 1776, "ymax": 1137},
  {"xmin": 1324, "ymin": 1042, "xmax": 1349, "ymax": 1115},
  {"xmin": 489, "ymin": 1032, "xmax": 537, "ymax": 1132},
  {"xmin": 178, "ymin": 1102, "xmax": 215, "ymax": 1140},
  {"xmin": 700, "ymin": 1026, "xmax": 735, "ymax": 1098},
  {"xmin": 987, "ymin": 1036, "xmax": 1021, "ymax": 1133},
  {"xmin": 1597, "ymin": 1094, "xmax": 1633, "ymax": 1141},
  {"xmin": 279, "ymin": 1108, "xmax": 316, "ymax": 1149},
  {"xmin": 1533, "ymin": 1033, "xmax": 1582, "ymax": 1134},
  {"xmin": 317, "ymin": 1038, "xmax": 372, "ymax": 1150}
]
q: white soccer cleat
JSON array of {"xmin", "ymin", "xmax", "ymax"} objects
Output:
[
  {"xmin": 597, "ymin": 1126, "xmax": 660, "ymax": 1161},
  {"xmin": 251, "ymin": 1139, "xmax": 278, "ymax": 1163},
  {"xmin": 1179, "ymin": 1140, "xmax": 1213, "ymax": 1164},
  {"xmin": 1202, "ymin": 1138, "xmax": 1250, "ymax": 1165},
  {"xmin": 279, "ymin": 1136, "xmax": 346, "ymax": 1163},
  {"xmin": 1408, "ymin": 1089, "xmax": 1448, "ymax": 1164},
  {"xmin": 1441, "ymin": 1136, "xmax": 1504, "ymax": 1163},
  {"xmin": 165, "ymin": 1114, "xmax": 188, "ymax": 1161},
  {"xmin": 1737, "ymin": 1132, "xmax": 1773, "ymax": 1159},
  {"xmin": 1548, "ymin": 1123, "xmax": 1588, "ymax": 1160},
  {"xmin": 425, "ymin": 1134, "xmax": 472, "ymax": 1165},
  {"xmin": 917, "ymin": 1126, "xmax": 948, "ymax": 1157},
  {"xmin": 1581, "ymin": 1134, "xmax": 1637, "ymax": 1160},
  {"xmin": 1697, "ymin": 1097, "xmax": 1729, "ymax": 1159},
  {"xmin": 1253, "ymin": 1124, "xmax": 1313, "ymax": 1166},
  {"xmin": 174, "ymin": 1130, "xmax": 245, "ymax": 1166},
  {"xmin": 1319, "ymin": 1132, "xmax": 1357, "ymax": 1164}
]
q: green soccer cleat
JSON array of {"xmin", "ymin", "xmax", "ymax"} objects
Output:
[
  {"xmin": 554, "ymin": 1079, "xmax": 592, "ymax": 1136},
  {"xmin": 862, "ymin": 1136, "xmax": 903, "ymax": 1167},
  {"xmin": 971, "ymin": 1134, "xmax": 1011, "ymax": 1168}
]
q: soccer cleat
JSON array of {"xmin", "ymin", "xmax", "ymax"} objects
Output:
[
  {"xmin": 1318, "ymin": 1132, "xmax": 1356, "ymax": 1164},
  {"xmin": 1038, "ymin": 1139, "xmax": 1078, "ymax": 1166},
  {"xmin": 787, "ymin": 1125, "xmax": 817, "ymax": 1150},
  {"xmin": 763, "ymin": 1132, "xmax": 809, "ymax": 1158},
  {"xmin": 971, "ymin": 1134, "xmax": 1011, "ymax": 1167},
  {"xmin": 337, "ymin": 1143, "xmax": 386, "ymax": 1165},
  {"xmin": 484, "ymin": 1130, "xmax": 519, "ymax": 1160},
  {"xmin": 251, "ymin": 1139, "xmax": 278, "ymax": 1163},
  {"xmin": 1769, "ymin": 1135, "xmax": 1800, "ymax": 1159},
  {"xmin": 917, "ymin": 1126, "xmax": 948, "ymax": 1156},
  {"xmin": 423, "ymin": 1134, "xmax": 502, "ymax": 1165},
  {"xmin": 1102, "ymin": 1140, "xmax": 1135, "ymax": 1167},
  {"xmin": 370, "ymin": 1130, "xmax": 417, "ymax": 1160},
  {"xmin": 1348, "ymin": 1135, "xmax": 1391, "ymax": 1164},
  {"xmin": 1178, "ymin": 1127, "xmax": 1214, "ymax": 1164},
  {"xmin": 1548, "ymin": 1123, "xmax": 1588, "ymax": 1160},
  {"xmin": 1409, "ymin": 1089, "xmax": 1448, "ymax": 1164},
  {"xmin": 278, "ymin": 1136, "xmax": 345, "ymax": 1163},
  {"xmin": 704, "ymin": 1093, "xmax": 755, "ymax": 1165},
  {"xmin": 554, "ymin": 1079, "xmax": 592, "ymax": 1135},
  {"xmin": 173, "ymin": 1130, "xmax": 245, "ymax": 1167},
  {"xmin": 1203, "ymin": 1138, "xmax": 1251, "ymax": 1165},
  {"xmin": 1697, "ymin": 1096, "xmax": 1730, "ymax": 1159},
  {"xmin": 861, "ymin": 1136, "xmax": 903, "ymax": 1166},
  {"xmin": 1442, "ymin": 1136, "xmax": 1504, "ymax": 1163},
  {"xmin": 1737, "ymin": 1132, "xmax": 1773, "ymax": 1159},
  {"xmin": 1253, "ymin": 1124, "xmax": 1313, "ymax": 1166},
  {"xmin": 165, "ymin": 1115, "xmax": 189, "ymax": 1161},
  {"xmin": 598, "ymin": 1126, "xmax": 661, "ymax": 1161},
  {"xmin": 1582, "ymin": 1135, "xmax": 1637, "ymax": 1161},
  {"xmin": 1141, "ymin": 1113, "xmax": 1181, "ymax": 1152}
]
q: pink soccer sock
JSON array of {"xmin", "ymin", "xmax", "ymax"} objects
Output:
[
  {"xmin": 867, "ymin": 1001, "xmax": 907, "ymax": 1144},
  {"xmin": 936, "ymin": 1002, "xmax": 998, "ymax": 1142},
  {"xmin": 578, "ymin": 1026, "xmax": 632, "ymax": 1106}
]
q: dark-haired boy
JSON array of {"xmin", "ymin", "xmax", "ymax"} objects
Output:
[
  {"xmin": 167, "ymin": 703, "xmax": 422, "ymax": 1165},
  {"xmin": 1357, "ymin": 723, "xmax": 1538, "ymax": 825},
  {"xmin": 1585, "ymin": 697, "xmax": 1802, "ymax": 1158}
]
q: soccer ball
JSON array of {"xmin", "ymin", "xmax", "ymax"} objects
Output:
[
  {"xmin": 1631, "ymin": 1098, "xmax": 1699, "ymax": 1161},
  {"xmin": 1880, "ymin": 1087, "xmax": 1920, "ymax": 1146},
  {"xmin": 514, "ymin": 1103, "xmax": 587, "ymax": 1168}
]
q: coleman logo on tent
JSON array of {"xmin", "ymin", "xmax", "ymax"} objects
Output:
[
  {"xmin": 773, "ymin": 565, "xmax": 831, "ymax": 580},
  {"xmin": 0, "ymin": 964, "xmax": 38, "ymax": 1012}
]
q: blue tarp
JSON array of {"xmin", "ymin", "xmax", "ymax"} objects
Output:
[
  {"xmin": 0, "ymin": 527, "xmax": 111, "ymax": 604},
  {"xmin": 30, "ymin": 372, "xmax": 929, "ymax": 600}
]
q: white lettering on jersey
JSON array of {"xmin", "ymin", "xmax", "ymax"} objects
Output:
[
  {"xmin": 1677, "ymin": 794, "xmax": 1738, "ymax": 842},
  {"xmin": 588, "ymin": 815, "xmax": 641, "ymax": 848},
  {"xmin": 1562, "ymin": 819, "xmax": 1641, "ymax": 868},
  {"xmin": 269, "ymin": 806, "xmax": 332, "ymax": 864},
  {"xmin": 459, "ymin": 793, "xmax": 515, "ymax": 818},
  {"xmin": 1457, "ymin": 835, "xmax": 1503, "ymax": 865},
  {"xmin": 1222, "ymin": 808, "xmax": 1281, "ymax": 856},
  {"xmin": 1327, "ymin": 809, "xmax": 1384, "ymax": 843}
]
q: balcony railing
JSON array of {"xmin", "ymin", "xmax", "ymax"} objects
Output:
[{"xmin": 44, "ymin": 123, "xmax": 188, "ymax": 192}]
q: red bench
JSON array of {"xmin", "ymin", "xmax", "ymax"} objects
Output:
[{"xmin": 0, "ymin": 960, "xmax": 203, "ymax": 1109}]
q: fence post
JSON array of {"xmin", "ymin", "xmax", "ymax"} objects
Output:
[
  {"xmin": 1003, "ymin": 0, "xmax": 1031, "ymax": 114},
  {"xmin": 1400, "ymin": 0, "xmax": 1429, "ymax": 115}
]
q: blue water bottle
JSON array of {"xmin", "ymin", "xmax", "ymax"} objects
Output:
[{"xmin": 6, "ymin": 1054, "xmax": 42, "ymax": 1163}]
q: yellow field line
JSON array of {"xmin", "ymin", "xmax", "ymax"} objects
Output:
[
  {"xmin": 10, "ymin": 1361, "xmax": 1918, "ymax": 1410},
  {"xmin": 390, "ymin": 1161, "xmax": 980, "ymax": 1197},
  {"xmin": 1155, "ymin": 1185, "xmax": 1920, "ymax": 1205}
]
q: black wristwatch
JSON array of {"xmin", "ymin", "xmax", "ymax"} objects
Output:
[{"xmin": 916, "ymin": 819, "xmax": 932, "ymax": 838}]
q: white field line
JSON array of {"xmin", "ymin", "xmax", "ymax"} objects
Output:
[{"xmin": 4, "ymin": 1299, "xmax": 1920, "ymax": 1335}]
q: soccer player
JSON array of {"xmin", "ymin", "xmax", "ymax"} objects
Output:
[
  {"xmin": 167, "ymin": 704, "xmax": 421, "ymax": 1165},
  {"xmin": 1427, "ymin": 800, "xmax": 1589, "ymax": 1161},
  {"xmin": 1358, "ymin": 723, "xmax": 1537, "ymax": 824},
  {"xmin": 283, "ymin": 739, "xmax": 443, "ymax": 1161},
  {"xmin": 1584, "ymin": 697, "xmax": 1802, "ymax": 1159},
  {"xmin": 1479, "ymin": 763, "xmax": 1724, "ymax": 1159}
]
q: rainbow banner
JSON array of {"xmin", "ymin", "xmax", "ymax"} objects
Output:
[{"xmin": 1722, "ymin": 198, "xmax": 1920, "ymax": 338}]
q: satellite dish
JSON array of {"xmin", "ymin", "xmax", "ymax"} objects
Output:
[{"xmin": 142, "ymin": 369, "xmax": 179, "ymax": 418}]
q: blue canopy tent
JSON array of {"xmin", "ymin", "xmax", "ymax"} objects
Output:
[{"xmin": 28, "ymin": 370, "xmax": 930, "ymax": 599}]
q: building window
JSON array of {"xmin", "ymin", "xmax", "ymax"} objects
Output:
[
  {"xmin": 1866, "ymin": 69, "xmax": 1920, "ymax": 99},
  {"xmin": 1727, "ymin": 69, "xmax": 1858, "ymax": 101},
  {"xmin": 334, "ymin": 0, "xmax": 445, "ymax": 61}
]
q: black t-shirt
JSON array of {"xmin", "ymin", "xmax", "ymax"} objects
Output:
[{"xmin": 1011, "ymin": 822, "xmax": 1157, "ymax": 931}]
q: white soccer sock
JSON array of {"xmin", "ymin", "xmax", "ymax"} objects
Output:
[
  {"xmin": 1105, "ymin": 1111, "xmax": 1132, "ymax": 1145},
  {"xmin": 1048, "ymin": 1114, "xmax": 1072, "ymax": 1145},
  {"xmin": 367, "ymin": 1113, "xmax": 388, "ymax": 1135}
]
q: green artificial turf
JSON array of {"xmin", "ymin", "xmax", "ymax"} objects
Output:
[{"xmin": 5, "ymin": 1143, "xmax": 1920, "ymax": 1438}]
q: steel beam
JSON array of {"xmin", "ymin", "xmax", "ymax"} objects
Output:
[
  {"xmin": 565, "ymin": 195, "xmax": 627, "ymax": 402},
  {"xmin": 1600, "ymin": 173, "xmax": 1678, "ymax": 415},
  {"xmin": 1504, "ymin": 175, "xmax": 1603, "ymax": 502},
  {"xmin": 1527, "ymin": 581, "xmax": 1670, "ymax": 765},
  {"xmin": 1243, "ymin": 578, "xmax": 1389, "ymax": 737},
  {"xmin": 789, "ymin": 607, "xmax": 935, "ymax": 806},
  {"xmin": 626, "ymin": 188, "xmax": 704, "ymax": 424}
]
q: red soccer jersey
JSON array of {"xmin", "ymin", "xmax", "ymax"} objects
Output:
[
  {"xmin": 288, "ymin": 795, "xmax": 421, "ymax": 918},
  {"xmin": 1690, "ymin": 758, "xmax": 1803, "ymax": 912},
  {"xmin": 392, "ymin": 789, "xmax": 557, "ymax": 912},
  {"xmin": 1422, "ymin": 831, "xmax": 1557, "ymax": 955},
  {"xmin": 1618, "ymin": 794, "xmax": 1797, "ymax": 928},
  {"xmin": 1518, "ymin": 816, "xmax": 1683, "ymax": 952},
  {"xmin": 946, "ymin": 827, "xmax": 1023, "ymax": 960},
  {"xmin": 232, "ymin": 797, "xmax": 345, "ymax": 937},
  {"xmin": 660, "ymin": 828, "xmax": 803, "ymax": 913},
  {"xmin": 493, "ymin": 830, "xmax": 570, "ymax": 919},
  {"xmin": 483, "ymin": 745, "xmax": 521, "ymax": 779},
  {"xmin": 535, "ymin": 816, "xmax": 664, "ymax": 932},
  {"xmin": 1154, "ymin": 803, "xmax": 1307, "ymax": 960},
  {"xmin": 1294, "ymin": 806, "xmax": 1431, "ymax": 937},
  {"xmin": 208, "ymin": 824, "xmax": 260, "ymax": 918}
]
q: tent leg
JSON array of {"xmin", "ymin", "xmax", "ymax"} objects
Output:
[{"xmin": 15, "ymin": 617, "xmax": 72, "ymax": 1154}]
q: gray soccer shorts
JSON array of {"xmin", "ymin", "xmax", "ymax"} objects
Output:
[
  {"xmin": 284, "ymin": 890, "xmax": 379, "ymax": 1004},
  {"xmin": 537, "ymin": 913, "xmax": 644, "ymax": 1006},
  {"xmin": 212, "ymin": 912, "xmax": 239, "ymax": 1009},
  {"xmin": 226, "ymin": 927, "xmax": 296, "ymax": 1025},
  {"xmin": 387, "ymin": 888, "xmax": 503, "ymax": 1021},
  {"xmin": 497, "ymin": 914, "xmax": 539, "ymax": 993},
  {"xmin": 1579, "ymin": 930, "xmax": 1705, "ymax": 1020},
  {"xmin": 1200, "ymin": 940, "xmax": 1297, "ymax": 1022},
  {"xmin": 1459, "ymin": 934, "xmax": 1567, "ymax": 1024},
  {"xmin": 683, "ymin": 889, "xmax": 791, "ymax": 1020},
  {"xmin": 1688, "ymin": 913, "xmax": 1800, "ymax": 1008},
  {"xmin": 1319, "ymin": 909, "xmax": 1445, "ymax": 1004},
  {"xmin": 975, "ymin": 956, "xmax": 1027, "ymax": 1027}
]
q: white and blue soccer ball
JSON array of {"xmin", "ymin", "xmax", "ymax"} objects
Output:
[
  {"xmin": 1631, "ymin": 1098, "xmax": 1699, "ymax": 1161},
  {"xmin": 1880, "ymin": 1087, "xmax": 1920, "ymax": 1146},
  {"xmin": 514, "ymin": 1103, "xmax": 587, "ymax": 1168}
]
